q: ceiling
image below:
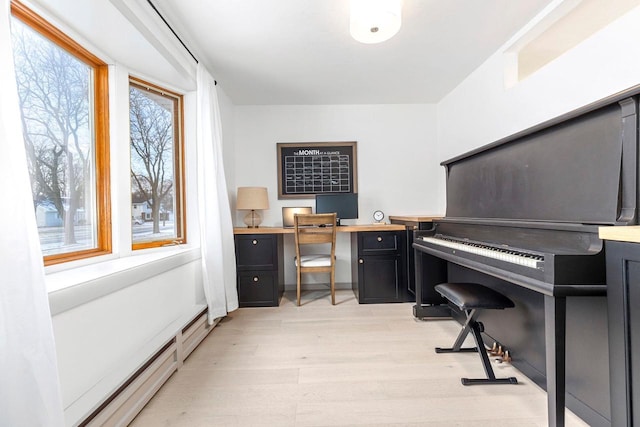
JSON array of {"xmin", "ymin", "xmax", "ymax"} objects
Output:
[{"xmin": 154, "ymin": 0, "xmax": 555, "ymax": 105}]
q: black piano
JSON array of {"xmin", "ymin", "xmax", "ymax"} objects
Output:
[{"xmin": 413, "ymin": 92, "xmax": 639, "ymax": 427}]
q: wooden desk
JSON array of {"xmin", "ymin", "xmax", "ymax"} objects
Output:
[
  {"xmin": 233, "ymin": 223, "xmax": 406, "ymax": 234},
  {"xmin": 233, "ymin": 223, "xmax": 409, "ymax": 306},
  {"xmin": 388, "ymin": 215, "xmax": 442, "ymax": 226},
  {"xmin": 599, "ymin": 225, "xmax": 640, "ymax": 243}
]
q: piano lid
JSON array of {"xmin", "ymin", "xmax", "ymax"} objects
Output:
[{"xmin": 442, "ymin": 96, "xmax": 638, "ymax": 226}]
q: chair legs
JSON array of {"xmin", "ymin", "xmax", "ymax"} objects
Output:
[
  {"xmin": 296, "ymin": 269, "xmax": 301, "ymax": 306},
  {"xmin": 330, "ymin": 268, "xmax": 335, "ymax": 305},
  {"xmin": 296, "ymin": 269, "xmax": 335, "ymax": 306}
]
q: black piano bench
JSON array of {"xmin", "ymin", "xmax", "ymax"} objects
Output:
[{"xmin": 434, "ymin": 282, "xmax": 518, "ymax": 386}]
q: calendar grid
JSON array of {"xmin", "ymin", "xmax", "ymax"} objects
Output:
[
  {"xmin": 284, "ymin": 154, "xmax": 351, "ymax": 193},
  {"xmin": 277, "ymin": 142, "xmax": 357, "ymax": 199}
]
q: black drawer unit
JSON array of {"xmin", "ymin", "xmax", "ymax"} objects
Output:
[
  {"xmin": 351, "ymin": 230, "xmax": 407, "ymax": 303},
  {"xmin": 234, "ymin": 233, "xmax": 284, "ymax": 307}
]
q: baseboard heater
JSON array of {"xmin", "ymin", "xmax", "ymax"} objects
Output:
[{"xmin": 79, "ymin": 308, "xmax": 215, "ymax": 427}]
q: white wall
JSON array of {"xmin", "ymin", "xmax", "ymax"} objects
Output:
[
  {"xmin": 437, "ymin": 5, "xmax": 640, "ymax": 197},
  {"xmin": 233, "ymin": 104, "xmax": 440, "ymax": 285}
]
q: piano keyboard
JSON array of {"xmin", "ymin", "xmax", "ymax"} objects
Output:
[{"xmin": 420, "ymin": 235, "xmax": 544, "ymax": 269}]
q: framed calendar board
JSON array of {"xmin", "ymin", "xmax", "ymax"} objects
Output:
[{"xmin": 277, "ymin": 141, "xmax": 357, "ymax": 199}]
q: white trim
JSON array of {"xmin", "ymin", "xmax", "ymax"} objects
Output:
[
  {"xmin": 17, "ymin": 0, "xmax": 116, "ymax": 65},
  {"xmin": 107, "ymin": 0, "xmax": 196, "ymax": 79}
]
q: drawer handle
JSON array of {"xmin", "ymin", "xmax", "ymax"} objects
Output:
[
  {"xmin": 359, "ymin": 259, "xmax": 364, "ymax": 264},
  {"xmin": 252, "ymin": 239, "xmax": 258, "ymax": 245},
  {"xmin": 253, "ymin": 276, "xmax": 259, "ymax": 282},
  {"xmin": 377, "ymin": 236, "xmax": 383, "ymax": 242}
]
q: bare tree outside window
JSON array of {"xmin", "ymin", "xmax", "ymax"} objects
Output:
[
  {"xmin": 11, "ymin": 17, "xmax": 96, "ymax": 257},
  {"xmin": 129, "ymin": 80, "xmax": 185, "ymax": 247}
]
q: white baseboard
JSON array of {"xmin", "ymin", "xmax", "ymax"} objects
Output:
[{"xmin": 79, "ymin": 309, "xmax": 217, "ymax": 427}]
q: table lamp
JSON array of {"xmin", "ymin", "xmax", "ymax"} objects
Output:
[{"xmin": 236, "ymin": 187, "xmax": 269, "ymax": 228}]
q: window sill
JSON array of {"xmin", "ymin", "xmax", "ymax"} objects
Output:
[{"xmin": 47, "ymin": 247, "xmax": 201, "ymax": 316}]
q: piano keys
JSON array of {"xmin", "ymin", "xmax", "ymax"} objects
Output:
[{"xmin": 419, "ymin": 235, "xmax": 544, "ymax": 269}]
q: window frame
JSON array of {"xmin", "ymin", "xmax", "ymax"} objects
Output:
[
  {"xmin": 129, "ymin": 76, "xmax": 187, "ymax": 250},
  {"xmin": 11, "ymin": 0, "xmax": 112, "ymax": 266}
]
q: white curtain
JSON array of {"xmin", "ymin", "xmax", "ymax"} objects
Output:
[
  {"xmin": 0, "ymin": 1, "xmax": 65, "ymax": 425},
  {"xmin": 196, "ymin": 64, "xmax": 238, "ymax": 324}
]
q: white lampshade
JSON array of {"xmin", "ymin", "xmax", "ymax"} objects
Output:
[
  {"xmin": 237, "ymin": 187, "xmax": 269, "ymax": 228},
  {"xmin": 350, "ymin": 0, "xmax": 402, "ymax": 44}
]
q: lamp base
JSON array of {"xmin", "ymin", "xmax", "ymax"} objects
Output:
[{"xmin": 243, "ymin": 210, "xmax": 262, "ymax": 228}]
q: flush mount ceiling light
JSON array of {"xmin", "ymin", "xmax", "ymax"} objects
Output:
[{"xmin": 350, "ymin": 0, "xmax": 402, "ymax": 44}]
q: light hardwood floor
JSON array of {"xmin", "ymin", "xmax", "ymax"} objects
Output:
[{"xmin": 130, "ymin": 289, "xmax": 589, "ymax": 426}]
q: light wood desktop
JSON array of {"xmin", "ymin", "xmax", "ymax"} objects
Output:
[
  {"xmin": 233, "ymin": 223, "xmax": 406, "ymax": 234},
  {"xmin": 233, "ymin": 215, "xmax": 443, "ymax": 234}
]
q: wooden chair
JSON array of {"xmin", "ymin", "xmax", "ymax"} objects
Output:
[{"xmin": 294, "ymin": 213, "xmax": 337, "ymax": 306}]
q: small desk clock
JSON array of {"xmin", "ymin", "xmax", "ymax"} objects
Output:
[{"xmin": 373, "ymin": 210, "xmax": 385, "ymax": 223}]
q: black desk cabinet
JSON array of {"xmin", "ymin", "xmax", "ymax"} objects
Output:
[
  {"xmin": 351, "ymin": 230, "xmax": 407, "ymax": 303},
  {"xmin": 388, "ymin": 217, "xmax": 437, "ymax": 302},
  {"xmin": 606, "ymin": 240, "xmax": 640, "ymax": 426},
  {"xmin": 234, "ymin": 233, "xmax": 284, "ymax": 307}
]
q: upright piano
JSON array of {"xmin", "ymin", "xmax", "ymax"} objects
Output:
[{"xmin": 413, "ymin": 92, "xmax": 639, "ymax": 426}]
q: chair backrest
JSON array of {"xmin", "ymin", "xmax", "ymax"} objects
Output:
[{"xmin": 293, "ymin": 213, "xmax": 337, "ymax": 261}]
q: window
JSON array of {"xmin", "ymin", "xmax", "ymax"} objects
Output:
[
  {"xmin": 505, "ymin": 0, "xmax": 640, "ymax": 85},
  {"xmin": 129, "ymin": 78, "xmax": 186, "ymax": 249},
  {"xmin": 10, "ymin": 1, "xmax": 111, "ymax": 265}
]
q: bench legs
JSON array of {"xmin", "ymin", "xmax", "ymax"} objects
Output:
[{"xmin": 436, "ymin": 308, "xmax": 518, "ymax": 385}]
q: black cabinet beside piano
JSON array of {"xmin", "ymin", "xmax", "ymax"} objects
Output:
[
  {"xmin": 234, "ymin": 233, "xmax": 284, "ymax": 307},
  {"xmin": 351, "ymin": 230, "xmax": 407, "ymax": 303},
  {"xmin": 389, "ymin": 215, "xmax": 441, "ymax": 302},
  {"xmin": 602, "ymin": 235, "xmax": 640, "ymax": 427}
]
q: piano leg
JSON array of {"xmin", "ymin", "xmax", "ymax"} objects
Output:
[{"xmin": 544, "ymin": 295, "xmax": 567, "ymax": 427}]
